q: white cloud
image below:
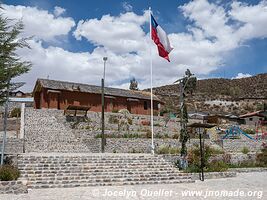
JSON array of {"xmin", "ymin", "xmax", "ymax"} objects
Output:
[
  {"xmin": 53, "ymin": 6, "xmax": 66, "ymax": 17},
  {"xmin": 122, "ymin": 2, "xmax": 133, "ymax": 12},
  {"xmin": 73, "ymin": 11, "xmax": 149, "ymax": 54},
  {"xmin": 2, "ymin": 4, "xmax": 75, "ymax": 41},
  {"xmin": 5, "ymin": 1, "xmax": 267, "ymax": 92},
  {"xmin": 232, "ymin": 73, "xmax": 252, "ymax": 79}
]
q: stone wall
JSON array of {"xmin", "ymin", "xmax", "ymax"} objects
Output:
[
  {"xmin": 104, "ymin": 138, "xmax": 214, "ymax": 153},
  {"xmin": 0, "ymin": 139, "xmax": 23, "ymax": 154},
  {"xmin": 21, "ymin": 108, "xmax": 264, "ymax": 153},
  {"xmin": 211, "ymin": 153, "xmax": 258, "ymax": 165},
  {"xmin": 0, "ymin": 180, "xmax": 27, "ymax": 194},
  {"xmin": 188, "ymin": 172, "xmax": 237, "ymax": 180},
  {"xmin": 222, "ymin": 140, "xmax": 262, "ymax": 152}
]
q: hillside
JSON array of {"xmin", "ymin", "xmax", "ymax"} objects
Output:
[{"xmin": 149, "ymin": 73, "xmax": 267, "ymax": 115}]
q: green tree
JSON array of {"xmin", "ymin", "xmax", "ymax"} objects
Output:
[
  {"xmin": 129, "ymin": 77, "xmax": 138, "ymax": 90},
  {"xmin": 0, "ymin": 15, "xmax": 31, "ymax": 105}
]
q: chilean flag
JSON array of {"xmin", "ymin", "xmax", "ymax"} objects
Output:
[{"xmin": 151, "ymin": 14, "xmax": 173, "ymax": 62}]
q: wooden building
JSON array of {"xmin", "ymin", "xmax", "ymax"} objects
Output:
[{"xmin": 33, "ymin": 79, "xmax": 163, "ymax": 115}]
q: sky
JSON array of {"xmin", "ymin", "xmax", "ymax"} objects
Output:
[{"xmin": 1, "ymin": 0, "xmax": 267, "ymax": 92}]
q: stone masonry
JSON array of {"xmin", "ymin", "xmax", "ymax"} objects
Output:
[{"xmin": 17, "ymin": 153, "xmax": 194, "ymax": 189}]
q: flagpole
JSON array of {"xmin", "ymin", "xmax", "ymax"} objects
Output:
[{"xmin": 149, "ymin": 7, "xmax": 154, "ymax": 155}]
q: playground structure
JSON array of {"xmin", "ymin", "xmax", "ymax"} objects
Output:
[
  {"xmin": 222, "ymin": 125, "xmax": 257, "ymax": 141},
  {"xmin": 255, "ymin": 120, "xmax": 267, "ymax": 140}
]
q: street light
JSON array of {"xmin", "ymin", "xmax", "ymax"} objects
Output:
[
  {"xmin": 187, "ymin": 123, "xmax": 216, "ymax": 181},
  {"xmin": 103, "ymin": 57, "xmax": 108, "ymax": 80},
  {"xmin": 101, "ymin": 57, "xmax": 107, "ymax": 153}
]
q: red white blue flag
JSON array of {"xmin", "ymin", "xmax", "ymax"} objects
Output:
[{"xmin": 151, "ymin": 14, "xmax": 173, "ymax": 62}]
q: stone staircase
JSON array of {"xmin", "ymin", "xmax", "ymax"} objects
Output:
[
  {"xmin": 18, "ymin": 153, "xmax": 194, "ymax": 189},
  {"xmin": 24, "ymin": 109, "xmax": 100, "ymax": 153}
]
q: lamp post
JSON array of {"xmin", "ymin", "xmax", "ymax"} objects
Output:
[
  {"xmin": 187, "ymin": 123, "xmax": 216, "ymax": 181},
  {"xmin": 196, "ymin": 127, "xmax": 205, "ymax": 181},
  {"xmin": 101, "ymin": 57, "xmax": 107, "ymax": 153}
]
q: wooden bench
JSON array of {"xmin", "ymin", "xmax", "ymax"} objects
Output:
[{"xmin": 64, "ymin": 105, "xmax": 90, "ymax": 117}]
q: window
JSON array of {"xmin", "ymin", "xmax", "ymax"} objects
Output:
[
  {"xmin": 249, "ymin": 118, "xmax": 253, "ymax": 121},
  {"xmin": 144, "ymin": 101, "xmax": 148, "ymax": 110}
]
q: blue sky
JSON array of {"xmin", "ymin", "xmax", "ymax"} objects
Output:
[{"xmin": 2, "ymin": 0, "xmax": 267, "ymax": 91}]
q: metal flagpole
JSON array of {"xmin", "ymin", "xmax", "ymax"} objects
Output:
[{"xmin": 149, "ymin": 7, "xmax": 154, "ymax": 155}]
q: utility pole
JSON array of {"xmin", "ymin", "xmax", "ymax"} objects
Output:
[{"xmin": 101, "ymin": 57, "xmax": 108, "ymax": 153}]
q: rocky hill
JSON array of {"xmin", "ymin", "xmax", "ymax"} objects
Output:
[{"xmin": 149, "ymin": 73, "xmax": 267, "ymax": 115}]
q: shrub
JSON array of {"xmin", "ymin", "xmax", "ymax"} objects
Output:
[
  {"xmin": 127, "ymin": 118, "xmax": 133, "ymax": 125},
  {"xmin": 112, "ymin": 109, "xmax": 119, "ymax": 113},
  {"xmin": 227, "ymin": 160, "xmax": 257, "ymax": 168},
  {"xmin": 169, "ymin": 147, "xmax": 180, "ymax": 154},
  {"xmin": 256, "ymin": 145, "xmax": 267, "ymax": 167},
  {"xmin": 145, "ymin": 129, "xmax": 152, "ymax": 138},
  {"xmin": 108, "ymin": 115, "xmax": 119, "ymax": 124},
  {"xmin": 207, "ymin": 160, "xmax": 228, "ymax": 172},
  {"xmin": 241, "ymin": 146, "xmax": 249, "ymax": 154},
  {"xmin": 157, "ymin": 145, "xmax": 180, "ymax": 154},
  {"xmin": 141, "ymin": 120, "xmax": 150, "ymax": 126},
  {"xmin": 172, "ymin": 133, "xmax": 179, "ymax": 139},
  {"xmin": 0, "ymin": 165, "xmax": 20, "ymax": 181},
  {"xmin": 243, "ymin": 129, "xmax": 255, "ymax": 135},
  {"xmin": 157, "ymin": 145, "xmax": 169, "ymax": 154},
  {"xmin": 10, "ymin": 108, "xmax": 21, "ymax": 118},
  {"xmin": 187, "ymin": 145, "xmax": 228, "ymax": 172},
  {"xmin": 209, "ymin": 146, "xmax": 225, "ymax": 155}
]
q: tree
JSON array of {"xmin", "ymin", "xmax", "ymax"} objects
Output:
[
  {"xmin": 0, "ymin": 15, "xmax": 31, "ymax": 105},
  {"xmin": 129, "ymin": 77, "xmax": 138, "ymax": 90}
]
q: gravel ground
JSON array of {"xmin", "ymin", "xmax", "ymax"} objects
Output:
[{"xmin": 1, "ymin": 172, "xmax": 266, "ymax": 200}]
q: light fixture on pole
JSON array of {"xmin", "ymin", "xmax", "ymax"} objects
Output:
[{"xmin": 101, "ymin": 56, "xmax": 107, "ymax": 153}]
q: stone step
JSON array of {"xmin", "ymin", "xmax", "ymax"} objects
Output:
[
  {"xmin": 24, "ymin": 174, "xmax": 191, "ymax": 182},
  {"xmin": 27, "ymin": 178, "xmax": 194, "ymax": 189},
  {"xmin": 18, "ymin": 161, "xmax": 173, "ymax": 168},
  {"xmin": 17, "ymin": 153, "xmax": 191, "ymax": 189},
  {"xmin": 20, "ymin": 170, "xmax": 187, "ymax": 177},
  {"xmin": 19, "ymin": 165, "xmax": 174, "ymax": 171},
  {"xmin": 19, "ymin": 167, "xmax": 177, "ymax": 175}
]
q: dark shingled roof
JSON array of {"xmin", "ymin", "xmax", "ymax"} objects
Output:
[{"xmin": 34, "ymin": 79, "xmax": 162, "ymax": 102}]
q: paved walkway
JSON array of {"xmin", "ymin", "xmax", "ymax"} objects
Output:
[{"xmin": 1, "ymin": 172, "xmax": 266, "ymax": 200}]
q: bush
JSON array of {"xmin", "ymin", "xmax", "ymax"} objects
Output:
[
  {"xmin": 228, "ymin": 161, "xmax": 257, "ymax": 168},
  {"xmin": 157, "ymin": 145, "xmax": 180, "ymax": 154},
  {"xmin": 127, "ymin": 118, "xmax": 133, "ymax": 125},
  {"xmin": 157, "ymin": 145, "xmax": 169, "ymax": 154},
  {"xmin": 172, "ymin": 133, "xmax": 179, "ymax": 139},
  {"xmin": 256, "ymin": 145, "xmax": 267, "ymax": 167},
  {"xmin": 207, "ymin": 160, "xmax": 228, "ymax": 172},
  {"xmin": 0, "ymin": 165, "xmax": 20, "ymax": 181},
  {"xmin": 243, "ymin": 129, "xmax": 255, "ymax": 135},
  {"xmin": 241, "ymin": 146, "xmax": 249, "ymax": 154},
  {"xmin": 10, "ymin": 108, "xmax": 21, "ymax": 118},
  {"xmin": 187, "ymin": 145, "xmax": 228, "ymax": 172},
  {"xmin": 108, "ymin": 115, "xmax": 119, "ymax": 124},
  {"xmin": 145, "ymin": 129, "xmax": 152, "ymax": 138}
]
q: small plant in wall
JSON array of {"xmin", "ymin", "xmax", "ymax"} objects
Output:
[{"xmin": 241, "ymin": 146, "xmax": 249, "ymax": 154}]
